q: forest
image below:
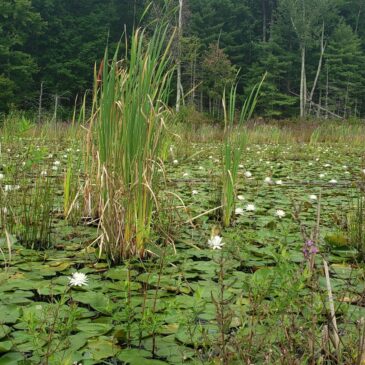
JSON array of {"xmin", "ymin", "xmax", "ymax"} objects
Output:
[
  {"xmin": 1, "ymin": 0, "xmax": 365, "ymax": 119},
  {"xmin": 2, "ymin": 1, "xmax": 365, "ymax": 365}
]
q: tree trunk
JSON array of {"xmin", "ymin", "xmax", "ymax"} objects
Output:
[
  {"xmin": 262, "ymin": 0, "xmax": 267, "ymax": 42},
  {"xmin": 309, "ymin": 23, "xmax": 325, "ymax": 114},
  {"xmin": 325, "ymin": 65, "xmax": 329, "ymax": 119},
  {"xmin": 191, "ymin": 51, "xmax": 196, "ymax": 105},
  {"xmin": 300, "ymin": 46, "xmax": 307, "ymax": 118},
  {"xmin": 38, "ymin": 81, "xmax": 43, "ymax": 124},
  {"xmin": 176, "ymin": 0, "xmax": 183, "ymax": 112}
]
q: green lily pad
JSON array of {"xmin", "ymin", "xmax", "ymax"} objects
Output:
[
  {"xmin": 76, "ymin": 322, "xmax": 113, "ymax": 337},
  {"xmin": 71, "ymin": 292, "xmax": 114, "ymax": 315},
  {"xmin": 85, "ymin": 338, "xmax": 120, "ymax": 360},
  {"xmin": 0, "ymin": 341, "xmax": 12, "ymax": 353},
  {"xmin": 0, "ymin": 352, "xmax": 24, "ymax": 364},
  {"xmin": 0, "ymin": 305, "xmax": 20, "ymax": 324},
  {"xmin": 0, "ymin": 326, "xmax": 11, "ymax": 340}
]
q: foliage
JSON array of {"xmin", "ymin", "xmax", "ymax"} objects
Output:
[
  {"xmin": 84, "ymin": 25, "xmax": 174, "ymax": 263},
  {"xmin": 221, "ymin": 74, "xmax": 265, "ymax": 227}
]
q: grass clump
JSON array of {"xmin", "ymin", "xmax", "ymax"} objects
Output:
[
  {"xmin": 83, "ymin": 26, "xmax": 174, "ymax": 263},
  {"xmin": 221, "ymin": 75, "xmax": 265, "ymax": 227}
]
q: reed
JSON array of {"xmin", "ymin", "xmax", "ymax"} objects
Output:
[
  {"xmin": 221, "ymin": 75, "xmax": 265, "ymax": 227},
  {"xmin": 83, "ymin": 25, "xmax": 174, "ymax": 263}
]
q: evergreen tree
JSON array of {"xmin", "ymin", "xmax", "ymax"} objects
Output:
[
  {"xmin": 0, "ymin": 0, "xmax": 43, "ymax": 111},
  {"xmin": 323, "ymin": 22, "xmax": 365, "ymax": 117}
]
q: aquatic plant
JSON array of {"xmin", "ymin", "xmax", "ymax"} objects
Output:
[
  {"xmin": 221, "ymin": 74, "xmax": 265, "ymax": 227},
  {"xmin": 83, "ymin": 25, "xmax": 174, "ymax": 263}
]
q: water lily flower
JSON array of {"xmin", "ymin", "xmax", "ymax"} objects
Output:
[
  {"xmin": 192, "ymin": 190, "xmax": 198, "ymax": 195},
  {"xmin": 183, "ymin": 172, "xmax": 189, "ymax": 177},
  {"xmin": 173, "ymin": 159, "xmax": 178, "ymax": 165},
  {"xmin": 53, "ymin": 160, "xmax": 61, "ymax": 166},
  {"xmin": 275, "ymin": 209, "xmax": 285, "ymax": 218},
  {"xmin": 237, "ymin": 195, "xmax": 245, "ymax": 201},
  {"xmin": 244, "ymin": 171, "xmax": 252, "ymax": 178},
  {"xmin": 4, "ymin": 185, "xmax": 20, "ymax": 192},
  {"xmin": 41, "ymin": 170, "xmax": 47, "ymax": 176},
  {"xmin": 68, "ymin": 272, "xmax": 88, "ymax": 287},
  {"xmin": 245, "ymin": 204, "xmax": 255, "ymax": 212},
  {"xmin": 362, "ymin": 169, "xmax": 365, "ymax": 175},
  {"xmin": 275, "ymin": 180, "xmax": 283, "ymax": 185},
  {"xmin": 264, "ymin": 177, "xmax": 272, "ymax": 184},
  {"xmin": 329, "ymin": 179, "xmax": 337, "ymax": 184},
  {"xmin": 0, "ymin": 173, "xmax": 4, "ymax": 180},
  {"xmin": 319, "ymin": 173, "xmax": 325, "ymax": 178},
  {"xmin": 235, "ymin": 207, "xmax": 244, "ymax": 215},
  {"xmin": 208, "ymin": 235, "xmax": 225, "ymax": 250},
  {"xmin": 309, "ymin": 194, "xmax": 317, "ymax": 201}
]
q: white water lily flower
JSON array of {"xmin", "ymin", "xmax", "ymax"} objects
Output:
[
  {"xmin": 309, "ymin": 194, "xmax": 317, "ymax": 201},
  {"xmin": 264, "ymin": 177, "xmax": 272, "ymax": 184},
  {"xmin": 4, "ymin": 185, "xmax": 20, "ymax": 192},
  {"xmin": 173, "ymin": 159, "xmax": 178, "ymax": 165},
  {"xmin": 41, "ymin": 170, "xmax": 47, "ymax": 176},
  {"xmin": 0, "ymin": 173, "xmax": 4, "ymax": 180},
  {"xmin": 183, "ymin": 172, "xmax": 189, "ymax": 177},
  {"xmin": 208, "ymin": 235, "xmax": 225, "ymax": 250},
  {"xmin": 319, "ymin": 173, "xmax": 325, "ymax": 178},
  {"xmin": 235, "ymin": 207, "xmax": 244, "ymax": 215},
  {"xmin": 237, "ymin": 195, "xmax": 245, "ymax": 201},
  {"xmin": 362, "ymin": 169, "xmax": 365, "ymax": 175},
  {"xmin": 324, "ymin": 163, "xmax": 331, "ymax": 167},
  {"xmin": 199, "ymin": 166, "xmax": 204, "ymax": 170},
  {"xmin": 244, "ymin": 171, "xmax": 252, "ymax": 178},
  {"xmin": 275, "ymin": 209, "xmax": 285, "ymax": 218},
  {"xmin": 53, "ymin": 160, "xmax": 61, "ymax": 166},
  {"xmin": 245, "ymin": 204, "xmax": 256, "ymax": 212},
  {"xmin": 275, "ymin": 180, "xmax": 283, "ymax": 185},
  {"xmin": 329, "ymin": 179, "xmax": 337, "ymax": 184},
  {"xmin": 192, "ymin": 190, "xmax": 198, "ymax": 195},
  {"xmin": 239, "ymin": 164, "xmax": 244, "ymax": 168},
  {"xmin": 68, "ymin": 272, "xmax": 88, "ymax": 287}
]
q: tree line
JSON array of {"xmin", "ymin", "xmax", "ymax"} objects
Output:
[{"xmin": 1, "ymin": 0, "xmax": 364, "ymax": 119}]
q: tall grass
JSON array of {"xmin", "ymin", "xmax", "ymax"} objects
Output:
[
  {"xmin": 221, "ymin": 75, "xmax": 265, "ymax": 227},
  {"xmin": 348, "ymin": 195, "xmax": 365, "ymax": 260},
  {"xmin": 83, "ymin": 26, "xmax": 174, "ymax": 263}
]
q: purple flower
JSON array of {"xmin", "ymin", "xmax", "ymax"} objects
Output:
[{"xmin": 303, "ymin": 240, "xmax": 319, "ymax": 260}]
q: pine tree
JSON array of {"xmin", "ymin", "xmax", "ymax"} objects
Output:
[
  {"xmin": 0, "ymin": 0, "xmax": 43, "ymax": 112},
  {"xmin": 323, "ymin": 22, "xmax": 365, "ymax": 117}
]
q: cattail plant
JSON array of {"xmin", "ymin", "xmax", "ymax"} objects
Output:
[
  {"xmin": 83, "ymin": 26, "xmax": 174, "ymax": 263},
  {"xmin": 221, "ymin": 74, "xmax": 265, "ymax": 227}
]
